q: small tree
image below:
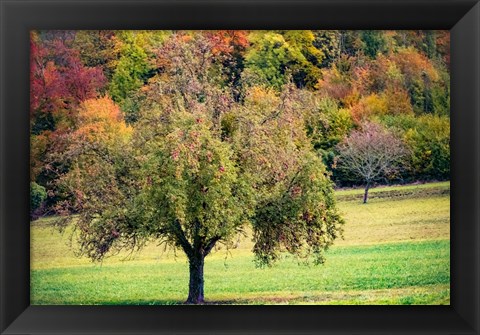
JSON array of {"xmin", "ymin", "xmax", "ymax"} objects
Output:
[{"xmin": 336, "ymin": 122, "xmax": 407, "ymax": 203}]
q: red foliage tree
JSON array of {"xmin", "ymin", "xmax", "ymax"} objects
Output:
[
  {"xmin": 30, "ymin": 31, "xmax": 106, "ymax": 133},
  {"xmin": 30, "ymin": 31, "xmax": 107, "ymax": 206}
]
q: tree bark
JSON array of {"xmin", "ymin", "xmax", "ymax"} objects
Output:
[
  {"xmin": 363, "ymin": 182, "xmax": 370, "ymax": 204},
  {"xmin": 186, "ymin": 253, "xmax": 205, "ymax": 304}
]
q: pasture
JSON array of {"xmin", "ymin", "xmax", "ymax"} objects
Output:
[{"xmin": 30, "ymin": 181, "xmax": 450, "ymax": 305}]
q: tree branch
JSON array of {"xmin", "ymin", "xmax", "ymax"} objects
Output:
[
  {"xmin": 172, "ymin": 219, "xmax": 194, "ymax": 258},
  {"xmin": 204, "ymin": 236, "xmax": 221, "ymax": 256}
]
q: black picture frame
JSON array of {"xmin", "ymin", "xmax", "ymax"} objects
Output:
[{"xmin": 1, "ymin": 0, "xmax": 479, "ymax": 334}]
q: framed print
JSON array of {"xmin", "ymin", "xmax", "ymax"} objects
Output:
[{"xmin": 1, "ymin": 0, "xmax": 479, "ymax": 334}]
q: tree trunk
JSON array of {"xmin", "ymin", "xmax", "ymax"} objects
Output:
[
  {"xmin": 363, "ymin": 182, "xmax": 370, "ymax": 204},
  {"xmin": 186, "ymin": 253, "xmax": 205, "ymax": 304}
]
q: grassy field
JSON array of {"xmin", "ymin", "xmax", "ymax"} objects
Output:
[{"xmin": 30, "ymin": 181, "xmax": 450, "ymax": 305}]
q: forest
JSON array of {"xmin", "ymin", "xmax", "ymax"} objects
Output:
[
  {"xmin": 30, "ymin": 30, "xmax": 450, "ymax": 304},
  {"xmin": 30, "ymin": 30, "xmax": 450, "ymax": 217}
]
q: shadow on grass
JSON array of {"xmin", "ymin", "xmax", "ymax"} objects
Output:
[
  {"xmin": 100, "ymin": 298, "xmax": 284, "ymax": 306},
  {"xmin": 81, "ymin": 295, "xmax": 359, "ymax": 306},
  {"xmin": 86, "ymin": 296, "xmax": 312, "ymax": 305},
  {"xmin": 82, "ymin": 285, "xmax": 450, "ymax": 306}
]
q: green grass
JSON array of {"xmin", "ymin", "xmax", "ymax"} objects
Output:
[
  {"xmin": 335, "ymin": 181, "xmax": 450, "ymax": 196},
  {"xmin": 30, "ymin": 181, "xmax": 450, "ymax": 305}
]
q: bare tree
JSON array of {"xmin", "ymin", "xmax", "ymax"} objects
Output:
[{"xmin": 336, "ymin": 122, "xmax": 407, "ymax": 203}]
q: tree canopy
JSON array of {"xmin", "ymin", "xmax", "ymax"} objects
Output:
[
  {"xmin": 30, "ymin": 30, "xmax": 450, "ymax": 303},
  {"xmin": 46, "ymin": 32, "xmax": 345, "ymax": 303},
  {"xmin": 336, "ymin": 122, "xmax": 408, "ymax": 203}
]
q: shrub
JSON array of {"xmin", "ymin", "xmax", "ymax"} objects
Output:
[
  {"xmin": 30, "ymin": 182, "xmax": 47, "ymax": 218},
  {"xmin": 379, "ymin": 114, "xmax": 450, "ymax": 180},
  {"xmin": 404, "ymin": 115, "xmax": 450, "ymax": 180}
]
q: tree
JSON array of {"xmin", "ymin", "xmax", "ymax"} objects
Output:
[
  {"xmin": 379, "ymin": 114, "xmax": 450, "ymax": 181},
  {"xmin": 108, "ymin": 31, "xmax": 150, "ymax": 117},
  {"xmin": 312, "ymin": 30, "xmax": 341, "ymax": 68},
  {"xmin": 360, "ymin": 30, "xmax": 388, "ymax": 59},
  {"xmin": 403, "ymin": 115, "xmax": 450, "ymax": 180},
  {"xmin": 244, "ymin": 31, "xmax": 324, "ymax": 89},
  {"xmin": 72, "ymin": 30, "xmax": 118, "ymax": 81},
  {"xmin": 435, "ymin": 30, "xmax": 450, "ymax": 68},
  {"xmin": 30, "ymin": 31, "xmax": 107, "ymax": 209},
  {"xmin": 30, "ymin": 31, "xmax": 107, "ymax": 133},
  {"xmin": 55, "ymin": 33, "xmax": 344, "ymax": 304},
  {"xmin": 390, "ymin": 47, "xmax": 439, "ymax": 115},
  {"xmin": 204, "ymin": 30, "xmax": 249, "ymax": 100},
  {"xmin": 315, "ymin": 54, "xmax": 356, "ymax": 105},
  {"xmin": 349, "ymin": 93, "xmax": 388, "ymax": 123},
  {"xmin": 304, "ymin": 96, "xmax": 353, "ymax": 171},
  {"xmin": 51, "ymin": 96, "xmax": 133, "ymax": 217},
  {"xmin": 109, "ymin": 31, "xmax": 169, "ymax": 122},
  {"xmin": 383, "ymin": 87, "xmax": 414, "ymax": 117},
  {"xmin": 336, "ymin": 122, "xmax": 407, "ymax": 203}
]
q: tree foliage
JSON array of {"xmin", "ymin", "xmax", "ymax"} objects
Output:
[
  {"xmin": 30, "ymin": 31, "xmax": 107, "ymax": 207},
  {"xmin": 30, "ymin": 31, "xmax": 106, "ymax": 133},
  {"xmin": 72, "ymin": 30, "xmax": 118, "ymax": 81},
  {"xmin": 109, "ymin": 30, "xmax": 169, "ymax": 122},
  {"xmin": 30, "ymin": 182, "xmax": 47, "ymax": 219},
  {"xmin": 360, "ymin": 30, "xmax": 388, "ymax": 59},
  {"xmin": 244, "ymin": 31, "xmax": 325, "ymax": 89},
  {"xmin": 404, "ymin": 116, "xmax": 450, "ymax": 180},
  {"xmin": 381, "ymin": 114, "xmax": 450, "ymax": 180},
  {"xmin": 52, "ymin": 33, "xmax": 344, "ymax": 304}
]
